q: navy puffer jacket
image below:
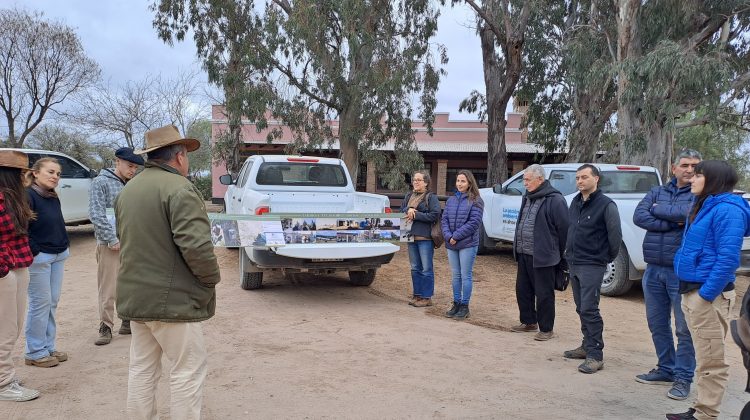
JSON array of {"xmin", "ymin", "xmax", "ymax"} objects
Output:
[
  {"xmin": 633, "ymin": 178, "xmax": 694, "ymax": 267},
  {"xmin": 441, "ymin": 192, "xmax": 484, "ymax": 250}
]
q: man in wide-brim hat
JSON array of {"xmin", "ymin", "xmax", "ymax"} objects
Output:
[{"xmin": 114, "ymin": 125, "xmax": 220, "ymax": 418}]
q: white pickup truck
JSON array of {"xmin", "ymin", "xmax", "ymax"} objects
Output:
[
  {"xmin": 479, "ymin": 163, "xmax": 663, "ymax": 296},
  {"xmin": 220, "ymin": 155, "xmax": 399, "ymax": 290}
]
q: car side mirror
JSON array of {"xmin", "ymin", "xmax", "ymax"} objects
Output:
[
  {"xmin": 493, "ymin": 184, "xmax": 503, "ymax": 194},
  {"xmin": 219, "ymin": 174, "xmax": 235, "ymax": 185},
  {"xmin": 89, "ymin": 169, "xmax": 98, "ymax": 178}
]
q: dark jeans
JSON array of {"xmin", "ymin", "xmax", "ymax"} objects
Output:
[
  {"xmin": 407, "ymin": 240, "xmax": 435, "ymax": 298},
  {"xmin": 643, "ymin": 264, "xmax": 695, "ymax": 382},
  {"xmin": 570, "ymin": 264, "xmax": 606, "ymax": 361},
  {"xmin": 515, "ymin": 253, "xmax": 556, "ymax": 332}
]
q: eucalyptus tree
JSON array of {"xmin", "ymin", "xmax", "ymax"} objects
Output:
[
  {"xmin": 454, "ymin": 0, "xmax": 533, "ymax": 184},
  {"xmin": 518, "ymin": 0, "xmax": 618, "ymax": 163},
  {"xmin": 153, "ymin": 0, "xmax": 446, "ymax": 185},
  {"xmin": 615, "ymin": 0, "xmax": 750, "ymax": 175}
]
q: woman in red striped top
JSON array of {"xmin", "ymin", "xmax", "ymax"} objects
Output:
[{"xmin": 0, "ymin": 150, "xmax": 38, "ymax": 402}]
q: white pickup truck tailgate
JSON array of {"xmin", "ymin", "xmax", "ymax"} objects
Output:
[
  {"xmin": 266, "ymin": 192, "xmax": 352, "ymax": 213},
  {"xmin": 274, "ymin": 242, "xmax": 399, "ymax": 259}
]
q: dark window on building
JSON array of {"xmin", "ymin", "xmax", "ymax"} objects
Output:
[{"xmin": 446, "ymin": 168, "xmax": 487, "ymax": 192}]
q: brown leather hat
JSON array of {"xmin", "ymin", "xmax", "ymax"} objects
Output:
[
  {"xmin": 135, "ymin": 125, "xmax": 200, "ymax": 155},
  {"xmin": 0, "ymin": 150, "xmax": 29, "ymax": 170}
]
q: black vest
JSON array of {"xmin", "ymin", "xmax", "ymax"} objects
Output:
[{"xmin": 566, "ymin": 189, "xmax": 614, "ymax": 266}]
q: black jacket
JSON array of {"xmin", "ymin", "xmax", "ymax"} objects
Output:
[
  {"xmin": 401, "ymin": 191, "xmax": 441, "ymax": 238},
  {"xmin": 513, "ymin": 180, "xmax": 570, "ymax": 268},
  {"xmin": 566, "ymin": 189, "xmax": 622, "ymax": 266}
]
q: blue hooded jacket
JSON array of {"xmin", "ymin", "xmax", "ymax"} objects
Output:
[{"xmin": 674, "ymin": 193, "xmax": 750, "ymax": 301}]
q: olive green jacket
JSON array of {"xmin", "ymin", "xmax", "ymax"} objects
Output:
[{"xmin": 115, "ymin": 161, "xmax": 220, "ymax": 322}]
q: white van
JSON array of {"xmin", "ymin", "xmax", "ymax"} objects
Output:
[{"xmin": 0, "ymin": 148, "xmax": 95, "ymax": 225}]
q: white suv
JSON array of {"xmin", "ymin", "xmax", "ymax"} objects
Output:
[{"xmin": 0, "ymin": 148, "xmax": 94, "ymax": 225}]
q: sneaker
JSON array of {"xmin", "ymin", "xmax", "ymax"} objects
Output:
[
  {"xmin": 413, "ymin": 298, "xmax": 433, "ymax": 307},
  {"xmin": 667, "ymin": 380, "xmax": 691, "ymax": 401},
  {"xmin": 563, "ymin": 345, "xmax": 587, "ymax": 359},
  {"xmin": 444, "ymin": 302, "xmax": 459, "ymax": 318},
  {"xmin": 24, "ymin": 355, "xmax": 59, "ymax": 368},
  {"xmin": 578, "ymin": 358, "xmax": 604, "ymax": 374},
  {"xmin": 534, "ymin": 331, "xmax": 554, "ymax": 341},
  {"xmin": 50, "ymin": 351, "xmax": 68, "ymax": 362},
  {"xmin": 635, "ymin": 368, "xmax": 673, "ymax": 385},
  {"xmin": 453, "ymin": 304, "xmax": 470, "ymax": 320},
  {"xmin": 0, "ymin": 381, "xmax": 40, "ymax": 402},
  {"xmin": 119, "ymin": 320, "xmax": 131, "ymax": 335},
  {"xmin": 510, "ymin": 323, "xmax": 538, "ymax": 333},
  {"xmin": 95, "ymin": 323, "xmax": 112, "ymax": 346},
  {"xmin": 666, "ymin": 408, "xmax": 696, "ymax": 419}
]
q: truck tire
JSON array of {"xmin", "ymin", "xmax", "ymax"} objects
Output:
[
  {"xmin": 241, "ymin": 272, "xmax": 263, "ymax": 290},
  {"xmin": 477, "ymin": 223, "xmax": 494, "ymax": 255},
  {"xmin": 600, "ymin": 246, "xmax": 633, "ymax": 296},
  {"xmin": 348, "ymin": 269, "xmax": 376, "ymax": 286},
  {"xmin": 239, "ymin": 248, "xmax": 263, "ymax": 290}
]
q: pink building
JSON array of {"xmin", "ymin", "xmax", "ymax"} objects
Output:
[{"xmin": 210, "ymin": 100, "xmax": 562, "ymax": 203}]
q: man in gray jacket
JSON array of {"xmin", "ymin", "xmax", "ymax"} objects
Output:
[{"xmin": 89, "ymin": 147, "xmax": 143, "ymax": 345}]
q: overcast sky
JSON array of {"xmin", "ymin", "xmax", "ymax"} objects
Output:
[{"xmin": 14, "ymin": 0, "xmax": 485, "ymax": 120}]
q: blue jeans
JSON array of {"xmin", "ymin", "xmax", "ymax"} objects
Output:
[
  {"xmin": 446, "ymin": 246, "xmax": 478, "ymax": 305},
  {"xmin": 643, "ymin": 264, "xmax": 695, "ymax": 382},
  {"xmin": 408, "ymin": 240, "xmax": 435, "ymax": 298},
  {"xmin": 25, "ymin": 249, "xmax": 69, "ymax": 360}
]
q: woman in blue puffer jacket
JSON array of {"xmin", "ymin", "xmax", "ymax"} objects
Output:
[
  {"xmin": 667, "ymin": 160, "xmax": 750, "ymax": 420},
  {"xmin": 441, "ymin": 169, "xmax": 484, "ymax": 320}
]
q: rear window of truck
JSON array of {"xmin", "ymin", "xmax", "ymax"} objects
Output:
[
  {"xmin": 256, "ymin": 162, "xmax": 348, "ymax": 187},
  {"xmin": 545, "ymin": 170, "xmax": 659, "ymax": 195}
]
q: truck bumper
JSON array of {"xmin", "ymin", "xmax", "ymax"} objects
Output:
[{"xmin": 246, "ymin": 243, "xmax": 399, "ymax": 272}]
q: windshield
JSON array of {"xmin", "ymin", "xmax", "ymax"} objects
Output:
[{"xmin": 256, "ymin": 162, "xmax": 348, "ymax": 187}]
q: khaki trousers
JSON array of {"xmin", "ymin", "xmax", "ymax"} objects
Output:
[
  {"xmin": 0, "ymin": 268, "xmax": 29, "ymax": 388},
  {"xmin": 127, "ymin": 320, "xmax": 207, "ymax": 420},
  {"xmin": 96, "ymin": 244, "xmax": 119, "ymax": 329},
  {"xmin": 681, "ymin": 289, "xmax": 736, "ymax": 420}
]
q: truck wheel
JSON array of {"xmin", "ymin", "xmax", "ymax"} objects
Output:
[
  {"xmin": 239, "ymin": 248, "xmax": 263, "ymax": 290},
  {"xmin": 349, "ymin": 269, "xmax": 376, "ymax": 286},
  {"xmin": 600, "ymin": 246, "xmax": 633, "ymax": 296},
  {"xmin": 477, "ymin": 223, "xmax": 493, "ymax": 255},
  {"xmin": 241, "ymin": 272, "xmax": 263, "ymax": 290}
]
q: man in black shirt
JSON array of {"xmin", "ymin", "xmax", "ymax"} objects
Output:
[{"xmin": 563, "ymin": 164, "xmax": 622, "ymax": 374}]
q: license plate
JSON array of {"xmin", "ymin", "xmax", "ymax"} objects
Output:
[{"xmin": 311, "ymin": 258, "xmax": 344, "ymax": 262}]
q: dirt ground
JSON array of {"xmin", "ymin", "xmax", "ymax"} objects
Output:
[{"xmin": 1, "ymin": 225, "xmax": 749, "ymax": 419}]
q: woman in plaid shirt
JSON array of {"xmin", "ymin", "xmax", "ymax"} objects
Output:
[{"xmin": 0, "ymin": 151, "xmax": 38, "ymax": 402}]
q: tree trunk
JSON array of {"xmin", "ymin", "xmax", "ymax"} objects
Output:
[
  {"xmin": 565, "ymin": 92, "xmax": 613, "ymax": 163},
  {"xmin": 631, "ymin": 119, "xmax": 671, "ymax": 179},
  {"xmin": 338, "ymin": 106, "xmax": 360, "ymax": 184},
  {"xmin": 616, "ymin": 0, "xmax": 642, "ymax": 163}
]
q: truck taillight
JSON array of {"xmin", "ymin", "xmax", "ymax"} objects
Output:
[
  {"xmin": 255, "ymin": 206, "xmax": 270, "ymax": 215},
  {"xmin": 384, "ymin": 207, "xmax": 392, "ymax": 213}
]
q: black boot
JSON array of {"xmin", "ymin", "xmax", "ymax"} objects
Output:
[
  {"xmin": 454, "ymin": 304, "xmax": 470, "ymax": 320},
  {"xmin": 118, "ymin": 320, "xmax": 131, "ymax": 335},
  {"xmin": 445, "ymin": 302, "xmax": 460, "ymax": 318}
]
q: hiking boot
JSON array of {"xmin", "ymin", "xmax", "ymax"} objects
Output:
[
  {"xmin": 667, "ymin": 380, "xmax": 691, "ymax": 401},
  {"xmin": 413, "ymin": 298, "xmax": 433, "ymax": 307},
  {"xmin": 95, "ymin": 323, "xmax": 112, "ymax": 346},
  {"xmin": 666, "ymin": 408, "xmax": 696, "ymax": 419},
  {"xmin": 444, "ymin": 302, "xmax": 459, "ymax": 318},
  {"xmin": 563, "ymin": 345, "xmax": 587, "ymax": 359},
  {"xmin": 25, "ymin": 355, "xmax": 59, "ymax": 368},
  {"xmin": 0, "ymin": 381, "xmax": 39, "ymax": 402},
  {"xmin": 578, "ymin": 358, "xmax": 604, "ymax": 374},
  {"xmin": 510, "ymin": 323, "xmax": 538, "ymax": 333},
  {"xmin": 50, "ymin": 351, "xmax": 68, "ymax": 362},
  {"xmin": 635, "ymin": 368, "xmax": 673, "ymax": 385},
  {"xmin": 119, "ymin": 320, "xmax": 131, "ymax": 335},
  {"xmin": 534, "ymin": 331, "xmax": 554, "ymax": 341},
  {"xmin": 453, "ymin": 304, "xmax": 470, "ymax": 320}
]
